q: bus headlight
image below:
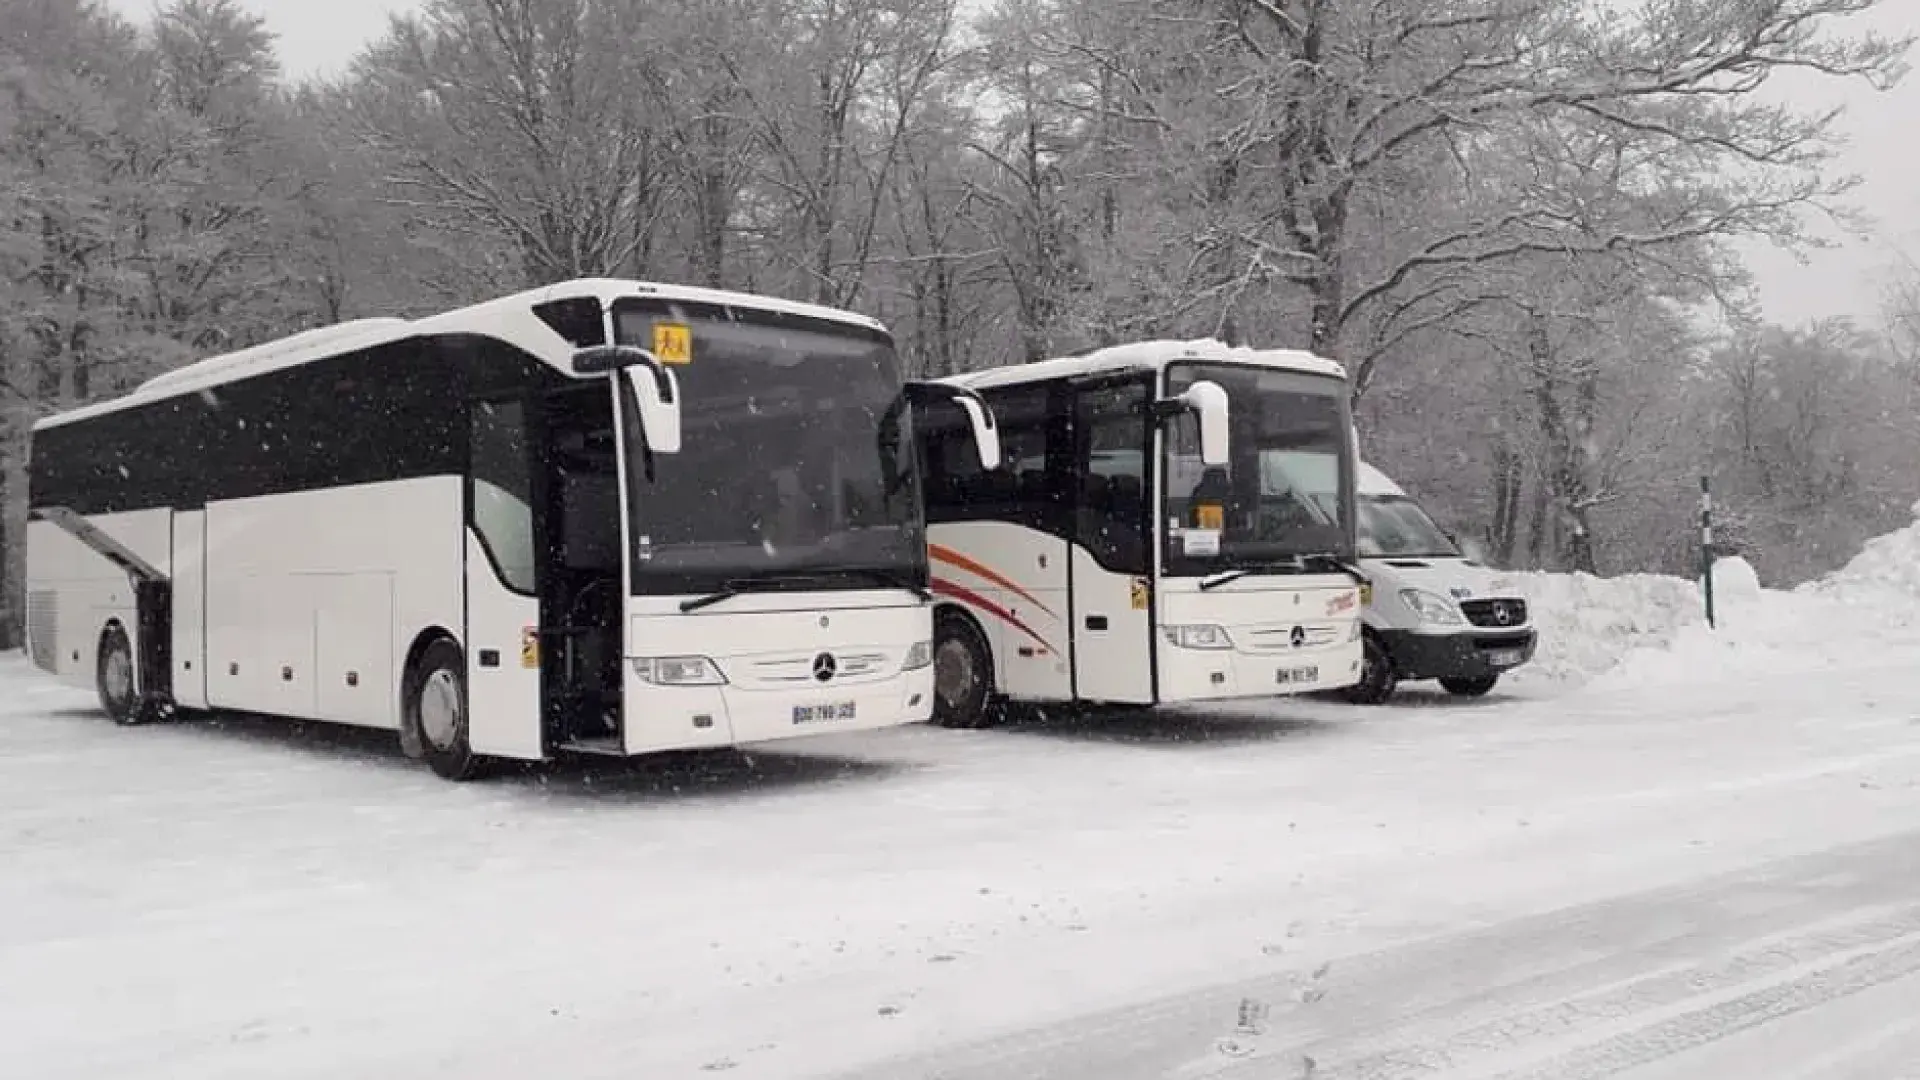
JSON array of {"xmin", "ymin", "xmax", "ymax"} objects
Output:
[
  {"xmin": 1162, "ymin": 624, "xmax": 1233, "ymax": 650},
  {"xmin": 902, "ymin": 640, "xmax": 934, "ymax": 671},
  {"xmin": 632, "ymin": 656, "xmax": 728, "ymax": 685}
]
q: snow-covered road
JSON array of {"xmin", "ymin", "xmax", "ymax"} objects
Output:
[{"xmin": 3, "ymin": 648, "xmax": 1918, "ymax": 1079}]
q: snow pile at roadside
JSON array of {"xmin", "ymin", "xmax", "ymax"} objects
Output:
[
  {"xmin": 1796, "ymin": 502, "xmax": 1920, "ymax": 626},
  {"xmin": 1506, "ymin": 569, "xmax": 1704, "ymax": 686},
  {"xmin": 1527, "ymin": 505, "xmax": 1920, "ymax": 690}
]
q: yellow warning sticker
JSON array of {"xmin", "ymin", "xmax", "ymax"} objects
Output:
[
  {"xmin": 1129, "ymin": 578, "xmax": 1149, "ymax": 610},
  {"xmin": 520, "ymin": 625, "xmax": 539, "ymax": 668},
  {"xmin": 1195, "ymin": 503, "xmax": 1224, "ymax": 531},
  {"xmin": 652, "ymin": 322, "xmax": 692, "ymax": 365}
]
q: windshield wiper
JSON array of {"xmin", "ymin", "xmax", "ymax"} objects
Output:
[
  {"xmin": 680, "ymin": 573, "xmax": 833, "ymax": 613},
  {"xmin": 1198, "ymin": 553, "xmax": 1366, "ymax": 591},
  {"xmin": 680, "ymin": 568, "xmax": 931, "ymax": 613},
  {"xmin": 838, "ymin": 566, "xmax": 933, "ymax": 601}
]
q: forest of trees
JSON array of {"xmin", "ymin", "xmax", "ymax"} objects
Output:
[{"xmin": 2, "ymin": 0, "xmax": 1917, "ymax": 640}]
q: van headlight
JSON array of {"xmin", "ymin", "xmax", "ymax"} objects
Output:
[
  {"xmin": 902, "ymin": 640, "xmax": 934, "ymax": 670},
  {"xmin": 632, "ymin": 656, "xmax": 728, "ymax": 685},
  {"xmin": 1349, "ymin": 620, "xmax": 1363, "ymax": 642},
  {"xmin": 1398, "ymin": 589, "xmax": 1465, "ymax": 626},
  {"xmin": 1162, "ymin": 624, "xmax": 1233, "ymax": 650}
]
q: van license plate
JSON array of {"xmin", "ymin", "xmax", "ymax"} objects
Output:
[
  {"xmin": 1488, "ymin": 650, "xmax": 1525, "ymax": 668},
  {"xmin": 1277, "ymin": 666, "xmax": 1319, "ymax": 685},
  {"xmin": 793, "ymin": 702, "xmax": 856, "ymax": 725}
]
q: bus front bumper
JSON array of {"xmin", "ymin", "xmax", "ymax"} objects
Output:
[
  {"xmin": 620, "ymin": 666, "xmax": 935, "ymax": 754},
  {"xmin": 1157, "ymin": 639, "xmax": 1363, "ymax": 702}
]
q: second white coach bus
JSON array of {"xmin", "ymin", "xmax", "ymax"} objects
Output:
[
  {"xmin": 26, "ymin": 278, "xmax": 998, "ymax": 779},
  {"xmin": 912, "ymin": 339, "xmax": 1365, "ymax": 727}
]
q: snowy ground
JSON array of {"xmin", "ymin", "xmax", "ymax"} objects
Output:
[{"xmin": 6, "ymin": 525, "xmax": 1920, "ymax": 1079}]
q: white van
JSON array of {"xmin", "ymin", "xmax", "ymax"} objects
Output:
[{"xmin": 1340, "ymin": 463, "xmax": 1536, "ymax": 703}]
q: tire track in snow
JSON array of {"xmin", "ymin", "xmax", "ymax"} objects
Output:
[
  {"xmin": 831, "ymin": 830, "xmax": 1920, "ymax": 1080},
  {"xmin": 1280, "ymin": 908, "xmax": 1920, "ymax": 1080}
]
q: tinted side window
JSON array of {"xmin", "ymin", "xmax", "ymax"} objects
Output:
[
  {"xmin": 914, "ymin": 394, "xmax": 980, "ymax": 523},
  {"xmin": 980, "ymin": 384, "xmax": 1067, "ymax": 535},
  {"xmin": 1074, "ymin": 380, "xmax": 1149, "ymax": 575},
  {"xmin": 469, "ymin": 398, "xmax": 537, "ymax": 594}
]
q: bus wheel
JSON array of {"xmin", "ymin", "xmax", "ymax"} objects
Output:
[
  {"xmin": 1341, "ymin": 634, "xmax": 1397, "ymax": 706},
  {"xmin": 932, "ymin": 614, "xmax": 995, "ymax": 729},
  {"xmin": 96, "ymin": 622, "xmax": 144, "ymax": 725},
  {"xmin": 406, "ymin": 638, "xmax": 485, "ymax": 781}
]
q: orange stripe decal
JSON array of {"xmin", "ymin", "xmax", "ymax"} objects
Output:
[
  {"xmin": 929, "ymin": 544, "xmax": 1057, "ymax": 618},
  {"xmin": 932, "ymin": 578, "xmax": 1054, "ymax": 655}
]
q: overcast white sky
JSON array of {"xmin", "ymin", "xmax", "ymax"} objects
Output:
[{"xmin": 106, "ymin": 0, "xmax": 1920, "ymax": 331}]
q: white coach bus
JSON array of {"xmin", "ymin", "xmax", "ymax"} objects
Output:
[
  {"xmin": 25, "ymin": 278, "xmax": 999, "ymax": 779},
  {"xmin": 911, "ymin": 339, "xmax": 1365, "ymax": 727}
]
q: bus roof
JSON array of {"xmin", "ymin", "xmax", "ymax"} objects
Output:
[
  {"xmin": 35, "ymin": 278, "xmax": 888, "ymax": 432},
  {"xmin": 937, "ymin": 338, "xmax": 1347, "ymax": 391}
]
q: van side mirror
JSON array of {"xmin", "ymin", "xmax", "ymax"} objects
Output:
[
  {"xmin": 906, "ymin": 381, "xmax": 1001, "ymax": 471},
  {"xmin": 1154, "ymin": 379, "xmax": 1230, "ymax": 466},
  {"xmin": 572, "ymin": 345, "xmax": 681, "ymax": 455}
]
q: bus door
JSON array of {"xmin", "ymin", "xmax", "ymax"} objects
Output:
[
  {"xmin": 1068, "ymin": 377, "xmax": 1155, "ymax": 704},
  {"xmin": 463, "ymin": 394, "xmax": 544, "ymax": 758}
]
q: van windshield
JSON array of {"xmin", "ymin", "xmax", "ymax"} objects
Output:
[{"xmin": 1359, "ymin": 492, "xmax": 1459, "ymax": 558}]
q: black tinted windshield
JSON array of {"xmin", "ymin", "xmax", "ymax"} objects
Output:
[
  {"xmin": 612, "ymin": 299, "xmax": 924, "ymax": 595},
  {"xmin": 1162, "ymin": 362, "xmax": 1354, "ymax": 574},
  {"xmin": 1359, "ymin": 493, "xmax": 1459, "ymax": 558}
]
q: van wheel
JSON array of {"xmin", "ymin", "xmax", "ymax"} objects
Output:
[
  {"xmin": 931, "ymin": 614, "xmax": 996, "ymax": 729},
  {"xmin": 96, "ymin": 623, "xmax": 146, "ymax": 725},
  {"xmin": 1441, "ymin": 674, "xmax": 1499, "ymax": 698},
  {"xmin": 405, "ymin": 638, "xmax": 485, "ymax": 781},
  {"xmin": 1341, "ymin": 634, "xmax": 1396, "ymax": 705}
]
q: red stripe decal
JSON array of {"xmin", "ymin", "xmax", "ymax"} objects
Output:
[
  {"xmin": 929, "ymin": 544, "xmax": 1058, "ymax": 619},
  {"xmin": 932, "ymin": 578, "xmax": 1054, "ymax": 655}
]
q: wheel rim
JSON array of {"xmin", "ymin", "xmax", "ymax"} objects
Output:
[
  {"xmin": 934, "ymin": 637, "xmax": 977, "ymax": 710},
  {"xmin": 418, "ymin": 668, "xmax": 462, "ymax": 751},
  {"xmin": 102, "ymin": 644, "xmax": 132, "ymax": 705}
]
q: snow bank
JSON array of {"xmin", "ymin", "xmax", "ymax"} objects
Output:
[
  {"xmin": 1796, "ymin": 499, "xmax": 1920, "ymax": 626},
  {"xmin": 1507, "ymin": 505, "xmax": 1920, "ymax": 691},
  {"xmin": 1508, "ymin": 569, "xmax": 1704, "ymax": 686}
]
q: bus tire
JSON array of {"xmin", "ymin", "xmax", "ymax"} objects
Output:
[
  {"xmin": 1341, "ymin": 633, "xmax": 1397, "ymax": 706},
  {"xmin": 96, "ymin": 621, "xmax": 144, "ymax": 725},
  {"xmin": 405, "ymin": 637, "xmax": 485, "ymax": 781},
  {"xmin": 931, "ymin": 612, "xmax": 996, "ymax": 729}
]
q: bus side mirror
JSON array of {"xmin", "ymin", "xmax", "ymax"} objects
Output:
[
  {"xmin": 621, "ymin": 363, "xmax": 681, "ymax": 455},
  {"xmin": 573, "ymin": 345, "xmax": 682, "ymax": 455},
  {"xmin": 1164, "ymin": 379, "xmax": 1229, "ymax": 466},
  {"xmin": 906, "ymin": 382, "xmax": 1001, "ymax": 471}
]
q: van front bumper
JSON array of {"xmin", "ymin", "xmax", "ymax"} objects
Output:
[{"xmin": 1378, "ymin": 628, "xmax": 1536, "ymax": 682}]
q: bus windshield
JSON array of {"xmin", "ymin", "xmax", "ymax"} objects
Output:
[
  {"xmin": 1162, "ymin": 362, "xmax": 1354, "ymax": 575},
  {"xmin": 612, "ymin": 300, "xmax": 925, "ymax": 596}
]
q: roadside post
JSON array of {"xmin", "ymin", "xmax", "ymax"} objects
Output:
[{"xmin": 1700, "ymin": 476, "xmax": 1716, "ymax": 630}]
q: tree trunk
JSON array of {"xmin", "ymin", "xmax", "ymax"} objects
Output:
[{"xmin": 1490, "ymin": 439, "xmax": 1522, "ymax": 566}]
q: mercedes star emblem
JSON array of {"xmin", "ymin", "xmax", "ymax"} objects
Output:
[{"xmin": 812, "ymin": 653, "xmax": 837, "ymax": 682}]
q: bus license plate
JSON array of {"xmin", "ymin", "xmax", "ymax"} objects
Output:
[
  {"xmin": 1488, "ymin": 649, "xmax": 1525, "ymax": 668},
  {"xmin": 793, "ymin": 702, "xmax": 856, "ymax": 725},
  {"xmin": 1277, "ymin": 666, "xmax": 1319, "ymax": 685}
]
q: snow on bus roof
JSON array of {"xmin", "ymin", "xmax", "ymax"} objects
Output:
[
  {"xmin": 34, "ymin": 279, "xmax": 887, "ymax": 432},
  {"xmin": 938, "ymin": 338, "xmax": 1346, "ymax": 390}
]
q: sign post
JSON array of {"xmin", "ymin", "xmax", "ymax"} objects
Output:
[{"xmin": 1699, "ymin": 475, "xmax": 1716, "ymax": 630}]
